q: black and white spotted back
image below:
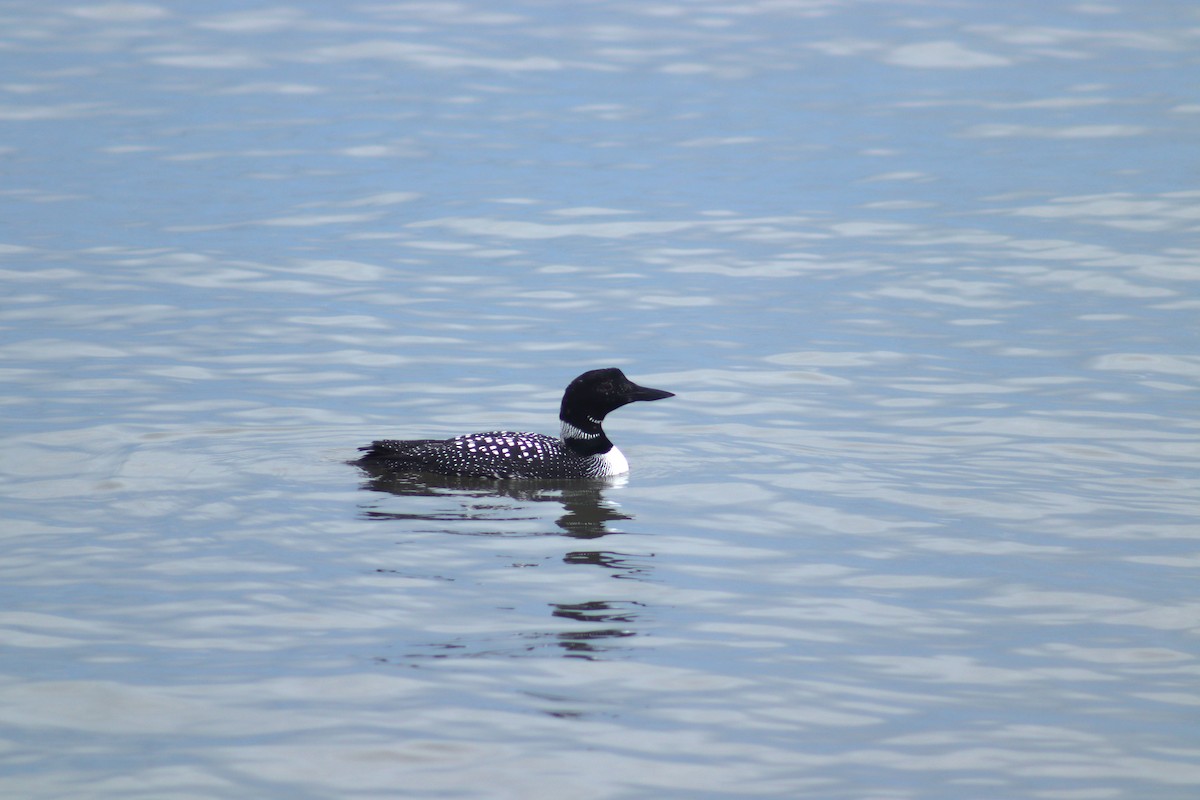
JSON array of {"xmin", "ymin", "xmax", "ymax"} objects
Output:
[{"xmin": 362, "ymin": 431, "xmax": 620, "ymax": 479}]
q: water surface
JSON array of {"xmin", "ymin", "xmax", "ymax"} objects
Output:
[{"xmin": 2, "ymin": 1, "xmax": 1199, "ymax": 798}]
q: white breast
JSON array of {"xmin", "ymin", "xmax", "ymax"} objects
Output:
[{"xmin": 594, "ymin": 445, "xmax": 629, "ymax": 476}]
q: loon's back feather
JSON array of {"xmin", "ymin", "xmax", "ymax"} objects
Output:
[
  {"xmin": 353, "ymin": 368, "xmax": 673, "ymax": 480},
  {"xmin": 357, "ymin": 431, "xmax": 578, "ymax": 479}
]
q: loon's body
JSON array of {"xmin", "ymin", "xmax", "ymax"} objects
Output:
[{"xmin": 354, "ymin": 368, "xmax": 674, "ymax": 479}]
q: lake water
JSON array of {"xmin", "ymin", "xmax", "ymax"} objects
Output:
[{"xmin": 2, "ymin": 1, "xmax": 1199, "ymax": 798}]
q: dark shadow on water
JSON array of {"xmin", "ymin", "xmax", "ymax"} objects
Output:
[
  {"xmin": 355, "ymin": 467, "xmax": 655, "ymax": 667},
  {"xmin": 561, "ymin": 549, "xmax": 654, "ymax": 579},
  {"xmin": 552, "ymin": 599, "xmax": 643, "ymax": 625},
  {"xmin": 355, "ymin": 469, "xmax": 634, "ymax": 539}
]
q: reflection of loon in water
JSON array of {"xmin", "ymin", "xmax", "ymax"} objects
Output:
[
  {"xmin": 353, "ymin": 368, "xmax": 674, "ymax": 479},
  {"xmin": 359, "ymin": 472, "xmax": 652, "ymax": 660},
  {"xmin": 358, "ymin": 471, "xmax": 632, "ymax": 539}
]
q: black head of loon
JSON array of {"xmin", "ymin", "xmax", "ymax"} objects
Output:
[
  {"xmin": 353, "ymin": 368, "xmax": 674, "ymax": 480},
  {"xmin": 559, "ymin": 367, "xmax": 674, "ymax": 433}
]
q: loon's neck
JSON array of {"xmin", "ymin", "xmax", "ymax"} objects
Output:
[{"xmin": 560, "ymin": 416, "xmax": 613, "ymax": 457}]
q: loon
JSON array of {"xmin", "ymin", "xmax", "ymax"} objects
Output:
[{"xmin": 353, "ymin": 368, "xmax": 674, "ymax": 479}]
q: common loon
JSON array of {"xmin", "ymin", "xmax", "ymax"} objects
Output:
[{"xmin": 354, "ymin": 368, "xmax": 674, "ymax": 479}]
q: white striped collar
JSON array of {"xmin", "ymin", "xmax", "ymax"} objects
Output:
[{"xmin": 560, "ymin": 420, "xmax": 600, "ymax": 440}]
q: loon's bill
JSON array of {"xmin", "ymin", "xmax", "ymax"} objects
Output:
[{"xmin": 354, "ymin": 368, "xmax": 674, "ymax": 479}]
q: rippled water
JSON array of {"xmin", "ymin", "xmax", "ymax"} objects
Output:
[{"xmin": 3, "ymin": 1, "xmax": 1199, "ymax": 798}]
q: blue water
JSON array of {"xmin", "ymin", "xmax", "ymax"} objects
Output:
[{"xmin": 2, "ymin": 1, "xmax": 1199, "ymax": 798}]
